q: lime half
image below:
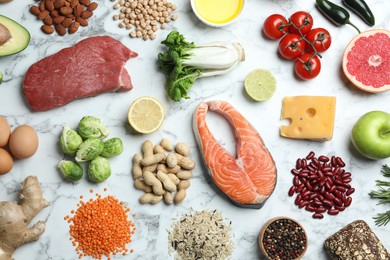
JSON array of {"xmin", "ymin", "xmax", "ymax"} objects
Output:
[{"xmin": 244, "ymin": 69, "xmax": 276, "ymax": 101}]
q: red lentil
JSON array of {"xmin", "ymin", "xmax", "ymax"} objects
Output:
[{"xmin": 66, "ymin": 192, "xmax": 136, "ymax": 259}]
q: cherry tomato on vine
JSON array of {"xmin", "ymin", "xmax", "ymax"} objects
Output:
[
  {"xmin": 295, "ymin": 53, "xmax": 321, "ymax": 80},
  {"xmin": 289, "ymin": 11, "xmax": 313, "ymax": 35},
  {"xmin": 263, "ymin": 14, "xmax": 289, "ymax": 40},
  {"xmin": 278, "ymin": 34, "xmax": 306, "ymax": 60},
  {"xmin": 305, "ymin": 28, "xmax": 332, "ymax": 53}
]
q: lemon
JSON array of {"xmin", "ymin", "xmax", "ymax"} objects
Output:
[
  {"xmin": 128, "ymin": 96, "xmax": 165, "ymax": 134},
  {"xmin": 244, "ymin": 69, "xmax": 276, "ymax": 101}
]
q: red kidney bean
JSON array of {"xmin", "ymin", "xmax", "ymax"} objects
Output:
[
  {"xmin": 341, "ymin": 183, "xmax": 351, "ymax": 189},
  {"xmin": 344, "ymin": 197, "xmax": 352, "ymax": 207},
  {"xmin": 305, "ymin": 182, "xmax": 313, "ymax": 191},
  {"xmin": 322, "ymin": 167, "xmax": 332, "ymax": 173},
  {"xmin": 329, "ymin": 185, "xmax": 337, "ymax": 193},
  {"xmin": 342, "ymin": 193, "xmax": 347, "ymax": 203},
  {"xmin": 309, "ymin": 193, "xmax": 317, "ymax": 200},
  {"xmin": 320, "ymin": 186, "xmax": 326, "ymax": 194},
  {"xmin": 334, "ymin": 197, "xmax": 343, "ymax": 206},
  {"xmin": 301, "ymin": 190, "xmax": 311, "ymax": 198},
  {"xmin": 343, "ymin": 178, "xmax": 352, "ymax": 183},
  {"xmin": 313, "ymin": 213, "xmax": 324, "ymax": 219},
  {"xmin": 301, "ymin": 169, "xmax": 310, "ymax": 174},
  {"xmin": 296, "ymin": 158, "xmax": 302, "ymax": 169},
  {"xmin": 308, "ymin": 175, "xmax": 318, "ymax": 180},
  {"xmin": 336, "ymin": 186, "xmax": 347, "ymax": 192},
  {"xmin": 312, "ymin": 185, "xmax": 320, "ymax": 192},
  {"xmin": 297, "ymin": 183, "xmax": 305, "ymax": 193},
  {"xmin": 288, "ymin": 186, "xmax": 296, "ymax": 196},
  {"xmin": 319, "ymin": 177, "xmax": 327, "ymax": 187},
  {"xmin": 293, "ymin": 176, "xmax": 300, "ymax": 186},
  {"xmin": 299, "ymin": 200, "xmax": 310, "ymax": 208},
  {"xmin": 339, "ymin": 169, "xmax": 345, "ymax": 175},
  {"xmin": 313, "ymin": 199, "xmax": 323, "ymax": 207},
  {"xmin": 308, "ymin": 165, "xmax": 316, "ymax": 172},
  {"xmin": 317, "ymin": 171, "xmax": 324, "ymax": 179},
  {"xmin": 333, "ymin": 179, "xmax": 343, "ymax": 186},
  {"xmin": 346, "ymin": 188, "xmax": 355, "ymax": 196},
  {"xmin": 317, "ymin": 194, "xmax": 324, "ymax": 201},
  {"xmin": 316, "ymin": 207, "xmax": 327, "ymax": 213},
  {"xmin": 299, "ymin": 172, "xmax": 309, "ymax": 178},
  {"xmin": 306, "ymin": 151, "xmax": 315, "ymax": 159},
  {"xmin": 305, "ymin": 205, "xmax": 316, "ymax": 212},
  {"xmin": 325, "ymin": 181, "xmax": 332, "ymax": 191},
  {"xmin": 294, "ymin": 194, "xmax": 302, "ymax": 205},
  {"xmin": 331, "ymin": 156, "xmax": 337, "ymax": 167},
  {"xmin": 324, "ymin": 192, "xmax": 335, "ymax": 201},
  {"xmin": 333, "ymin": 167, "xmax": 340, "ymax": 175},
  {"xmin": 335, "ymin": 206, "xmax": 345, "ymax": 211},
  {"xmin": 291, "ymin": 169, "xmax": 299, "ymax": 175},
  {"xmin": 341, "ymin": 172, "xmax": 351, "ymax": 179},
  {"xmin": 312, "ymin": 157, "xmax": 320, "ymax": 167},
  {"xmin": 302, "ymin": 159, "xmax": 307, "ymax": 168},
  {"xmin": 336, "ymin": 157, "xmax": 346, "ymax": 167},
  {"xmin": 322, "ymin": 199, "xmax": 333, "ymax": 208},
  {"xmin": 318, "ymin": 155, "xmax": 329, "ymax": 162},
  {"xmin": 328, "ymin": 209, "xmax": 339, "ymax": 215},
  {"xmin": 310, "ymin": 179, "xmax": 318, "ymax": 186},
  {"xmin": 333, "ymin": 191, "xmax": 343, "ymax": 200}
]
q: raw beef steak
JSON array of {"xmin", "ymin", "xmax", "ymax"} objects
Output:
[{"xmin": 23, "ymin": 36, "xmax": 138, "ymax": 111}]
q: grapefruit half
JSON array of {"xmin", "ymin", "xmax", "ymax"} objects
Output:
[{"xmin": 342, "ymin": 29, "xmax": 390, "ymax": 93}]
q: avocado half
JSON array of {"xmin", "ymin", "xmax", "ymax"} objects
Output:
[{"xmin": 0, "ymin": 15, "xmax": 30, "ymax": 57}]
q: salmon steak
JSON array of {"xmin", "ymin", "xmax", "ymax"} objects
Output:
[{"xmin": 193, "ymin": 100, "xmax": 277, "ymax": 209}]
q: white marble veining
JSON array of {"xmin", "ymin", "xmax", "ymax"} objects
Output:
[{"xmin": 0, "ymin": 0, "xmax": 390, "ymax": 259}]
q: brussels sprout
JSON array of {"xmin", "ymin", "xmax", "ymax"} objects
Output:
[
  {"xmin": 77, "ymin": 116, "xmax": 109, "ymax": 140},
  {"xmin": 88, "ymin": 156, "xmax": 111, "ymax": 183},
  {"xmin": 58, "ymin": 160, "xmax": 83, "ymax": 181},
  {"xmin": 59, "ymin": 125, "xmax": 83, "ymax": 155},
  {"xmin": 75, "ymin": 138, "xmax": 104, "ymax": 162},
  {"xmin": 101, "ymin": 138, "xmax": 123, "ymax": 158}
]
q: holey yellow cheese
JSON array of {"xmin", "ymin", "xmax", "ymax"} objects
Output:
[{"xmin": 280, "ymin": 96, "xmax": 336, "ymax": 141}]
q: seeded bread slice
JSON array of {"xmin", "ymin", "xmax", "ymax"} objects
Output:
[{"xmin": 324, "ymin": 220, "xmax": 389, "ymax": 260}]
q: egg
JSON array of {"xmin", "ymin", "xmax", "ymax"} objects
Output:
[
  {"xmin": 0, "ymin": 115, "xmax": 11, "ymax": 147},
  {"xmin": 9, "ymin": 125, "xmax": 39, "ymax": 159},
  {"xmin": 0, "ymin": 147, "xmax": 13, "ymax": 175}
]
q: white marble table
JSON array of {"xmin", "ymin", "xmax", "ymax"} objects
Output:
[{"xmin": 0, "ymin": 0, "xmax": 389, "ymax": 259}]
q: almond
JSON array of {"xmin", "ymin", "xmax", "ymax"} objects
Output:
[
  {"xmin": 45, "ymin": 0, "xmax": 55, "ymax": 11},
  {"xmin": 55, "ymin": 24, "xmax": 66, "ymax": 36},
  {"xmin": 76, "ymin": 16, "xmax": 88, "ymax": 26},
  {"xmin": 38, "ymin": 10, "xmax": 49, "ymax": 20},
  {"xmin": 53, "ymin": 0, "xmax": 65, "ymax": 9},
  {"xmin": 66, "ymin": 14, "xmax": 75, "ymax": 19},
  {"xmin": 41, "ymin": 24, "xmax": 54, "ymax": 34},
  {"xmin": 79, "ymin": 0, "xmax": 90, "ymax": 6},
  {"xmin": 69, "ymin": 21, "xmax": 80, "ymax": 34},
  {"xmin": 70, "ymin": 0, "xmax": 79, "ymax": 8},
  {"xmin": 73, "ymin": 5, "xmax": 84, "ymax": 17},
  {"xmin": 51, "ymin": 10, "xmax": 59, "ymax": 17},
  {"xmin": 43, "ymin": 16, "xmax": 53, "ymax": 26},
  {"xmin": 53, "ymin": 15, "xmax": 65, "ymax": 24},
  {"xmin": 60, "ymin": 6, "xmax": 73, "ymax": 15},
  {"xmin": 39, "ymin": 1, "xmax": 46, "ymax": 11},
  {"xmin": 87, "ymin": 2, "xmax": 98, "ymax": 11},
  {"xmin": 81, "ymin": 10, "xmax": 93, "ymax": 19},
  {"xmin": 61, "ymin": 17, "xmax": 73, "ymax": 28},
  {"xmin": 30, "ymin": 6, "xmax": 40, "ymax": 16}
]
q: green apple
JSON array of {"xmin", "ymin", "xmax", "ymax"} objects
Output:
[{"xmin": 351, "ymin": 111, "xmax": 390, "ymax": 160}]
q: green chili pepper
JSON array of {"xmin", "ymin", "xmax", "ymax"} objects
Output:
[
  {"xmin": 316, "ymin": 0, "xmax": 360, "ymax": 33},
  {"xmin": 343, "ymin": 0, "xmax": 375, "ymax": 26}
]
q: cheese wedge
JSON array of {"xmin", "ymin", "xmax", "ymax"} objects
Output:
[{"xmin": 280, "ymin": 96, "xmax": 336, "ymax": 141}]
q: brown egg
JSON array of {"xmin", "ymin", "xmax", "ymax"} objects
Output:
[
  {"xmin": 9, "ymin": 125, "xmax": 39, "ymax": 159},
  {"xmin": 0, "ymin": 147, "xmax": 13, "ymax": 175},
  {"xmin": 0, "ymin": 115, "xmax": 11, "ymax": 147}
]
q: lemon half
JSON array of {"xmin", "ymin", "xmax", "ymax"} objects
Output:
[{"xmin": 128, "ymin": 96, "xmax": 165, "ymax": 134}]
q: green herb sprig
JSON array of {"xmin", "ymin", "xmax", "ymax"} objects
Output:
[{"xmin": 369, "ymin": 165, "xmax": 390, "ymax": 226}]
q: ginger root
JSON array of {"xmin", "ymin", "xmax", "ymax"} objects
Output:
[{"xmin": 0, "ymin": 176, "xmax": 48, "ymax": 260}]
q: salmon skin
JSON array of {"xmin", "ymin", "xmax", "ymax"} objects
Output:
[{"xmin": 193, "ymin": 100, "xmax": 277, "ymax": 209}]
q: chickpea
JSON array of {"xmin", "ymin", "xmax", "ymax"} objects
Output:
[
  {"xmin": 130, "ymin": 31, "xmax": 136, "ymax": 37},
  {"xmin": 113, "ymin": 14, "xmax": 120, "ymax": 20},
  {"xmin": 171, "ymin": 14, "xmax": 178, "ymax": 21},
  {"xmin": 119, "ymin": 13, "xmax": 125, "ymax": 19},
  {"xmin": 150, "ymin": 33, "xmax": 156, "ymax": 40},
  {"xmin": 114, "ymin": 3, "xmax": 121, "ymax": 9},
  {"xmin": 119, "ymin": 22, "xmax": 125, "ymax": 28}
]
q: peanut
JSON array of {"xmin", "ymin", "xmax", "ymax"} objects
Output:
[
  {"xmin": 176, "ymin": 171, "xmax": 192, "ymax": 180},
  {"xmin": 167, "ymin": 173, "xmax": 179, "ymax": 185},
  {"xmin": 163, "ymin": 191, "xmax": 174, "ymax": 205},
  {"xmin": 178, "ymin": 180, "xmax": 190, "ymax": 190},
  {"xmin": 157, "ymin": 164, "xmax": 180, "ymax": 174},
  {"xmin": 153, "ymin": 144, "xmax": 164, "ymax": 154},
  {"xmin": 166, "ymin": 153, "xmax": 177, "ymax": 168},
  {"xmin": 175, "ymin": 142, "xmax": 190, "ymax": 157},
  {"xmin": 175, "ymin": 153, "xmax": 195, "ymax": 170},
  {"xmin": 132, "ymin": 153, "xmax": 143, "ymax": 179},
  {"xmin": 160, "ymin": 138, "xmax": 173, "ymax": 151},
  {"xmin": 142, "ymin": 140, "xmax": 154, "ymax": 157},
  {"xmin": 156, "ymin": 170, "xmax": 176, "ymax": 192},
  {"xmin": 134, "ymin": 179, "xmax": 152, "ymax": 193},
  {"xmin": 174, "ymin": 189, "xmax": 186, "ymax": 204},
  {"xmin": 143, "ymin": 170, "xmax": 164, "ymax": 196},
  {"xmin": 143, "ymin": 164, "xmax": 157, "ymax": 172},
  {"xmin": 141, "ymin": 152, "xmax": 166, "ymax": 166},
  {"xmin": 139, "ymin": 193, "xmax": 162, "ymax": 204}
]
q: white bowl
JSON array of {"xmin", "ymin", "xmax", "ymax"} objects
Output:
[{"xmin": 190, "ymin": 0, "xmax": 246, "ymax": 27}]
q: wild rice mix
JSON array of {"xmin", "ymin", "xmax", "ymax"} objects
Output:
[{"xmin": 168, "ymin": 209, "xmax": 234, "ymax": 260}]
